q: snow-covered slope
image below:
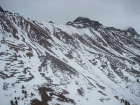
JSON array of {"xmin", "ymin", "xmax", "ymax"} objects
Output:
[{"xmin": 0, "ymin": 7, "xmax": 140, "ymax": 105}]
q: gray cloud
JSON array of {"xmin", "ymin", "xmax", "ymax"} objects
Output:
[{"xmin": 0, "ymin": 0, "xmax": 140, "ymax": 34}]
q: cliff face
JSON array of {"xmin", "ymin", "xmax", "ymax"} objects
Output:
[{"xmin": 0, "ymin": 8, "xmax": 140, "ymax": 105}]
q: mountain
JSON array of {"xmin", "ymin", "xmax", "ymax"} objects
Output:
[{"xmin": 0, "ymin": 7, "xmax": 140, "ymax": 105}]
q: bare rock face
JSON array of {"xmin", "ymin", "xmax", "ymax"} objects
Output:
[{"xmin": 0, "ymin": 8, "xmax": 140, "ymax": 105}]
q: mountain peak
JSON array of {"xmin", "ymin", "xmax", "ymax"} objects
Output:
[
  {"xmin": 73, "ymin": 17, "xmax": 103, "ymax": 27},
  {"xmin": 127, "ymin": 27, "xmax": 137, "ymax": 34},
  {"xmin": 73, "ymin": 17, "xmax": 91, "ymax": 23},
  {"xmin": 0, "ymin": 6, "xmax": 4, "ymax": 12}
]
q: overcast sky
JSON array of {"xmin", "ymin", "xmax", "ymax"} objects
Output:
[{"xmin": 0, "ymin": 0, "xmax": 140, "ymax": 34}]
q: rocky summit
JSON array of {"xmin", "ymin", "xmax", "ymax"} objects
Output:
[{"xmin": 0, "ymin": 7, "xmax": 140, "ymax": 105}]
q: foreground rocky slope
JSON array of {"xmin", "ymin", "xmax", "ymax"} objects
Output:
[{"xmin": 0, "ymin": 7, "xmax": 140, "ymax": 105}]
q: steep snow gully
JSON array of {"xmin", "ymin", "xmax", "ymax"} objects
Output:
[{"xmin": 0, "ymin": 7, "xmax": 140, "ymax": 105}]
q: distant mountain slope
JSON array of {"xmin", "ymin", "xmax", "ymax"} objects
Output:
[{"xmin": 0, "ymin": 7, "xmax": 140, "ymax": 105}]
